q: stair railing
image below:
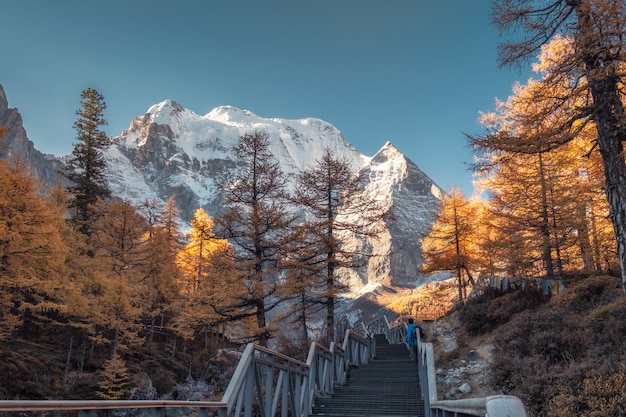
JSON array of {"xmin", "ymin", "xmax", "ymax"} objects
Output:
[
  {"xmin": 366, "ymin": 315, "xmax": 405, "ymax": 344},
  {"xmin": 368, "ymin": 316, "xmax": 528, "ymax": 417},
  {"xmin": 0, "ymin": 328, "xmax": 372, "ymax": 417}
]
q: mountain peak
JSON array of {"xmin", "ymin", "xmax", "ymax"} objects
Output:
[
  {"xmin": 371, "ymin": 141, "xmax": 406, "ymax": 164},
  {"xmin": 380, "ymin": 140, "xmax": 401, "ymax": 153},
  {"xmin": 2, "ymin": 88, "xmax": 443, "ymax": 292},
  {"xmin": 206, "ymin": 105, "xmax": 257, "ymax": 124},
  {"xmin": 147, "ymin": 98, "xmax": 183, "ymax": 114},
  {"xmin": 0, "ymin": 84, "xmax": 8, "ymax": 114},
  {"xmin": 146, "ymin": 99, "xmax": 195, "ymax": 126}
]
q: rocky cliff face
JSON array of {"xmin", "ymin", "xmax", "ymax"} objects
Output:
[
  {"xmin": 362, "ymin": 142, "xmax": 444, "ymax": 287},
  {"xmin": 0, "ymin": 85, "xmax": 65, "ymax": 186},
  {"xmin": 0, "ymin": 87, "xmax": 442, "ymax": 291}
]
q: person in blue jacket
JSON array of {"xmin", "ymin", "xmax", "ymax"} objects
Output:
[{"xmin": 407, "ymin": 318, "xmax": 419, "ymax": 362}]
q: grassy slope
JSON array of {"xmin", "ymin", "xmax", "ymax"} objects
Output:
[{"xmin": 434, "ymin": 274, "xmax": 626, "ymax": 417}]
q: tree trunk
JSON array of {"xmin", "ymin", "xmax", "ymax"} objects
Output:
[
  {"xmin": 88, "ymin": 337, "xmax": 95, "ymax": 363},
  {"xmin": 61, "ymin": 332, "xmax": 74, "ymax": 390},
  {"xmin": 463, "ymin": 266, "xmax": 475, "ymax": 287},
  {"xmin": 256, "ymin": 299, "xmax": 268, "ymax": 347},
  {"xmin": 148, "ymin": 316, "xmax": 155, "ymax": 344},
  {"xmin": 453, "ymin": 204, "xmax": 464, "ymax": 303},
  {"xmin": 595, "ymin": 112, "xmax": 626, "ymax": 288},
  {"xmin": 548, "ymin": 185, "xmax": 564, "ymax": 277},
  {"xmin": 76, "ymin": 335, "xmax": 87, "ymax": 384},
  {"xmin": 538, "ymin": 152, "xmax": 555, "ymax": 279},
  {"xmin": 327, "ymin": 264, "xmax": 335, "ymax": 343},
  {"xmin": 300, "ymin": 291, "xmax": 309, "ymax": 347},
  {"xmin": 589, "ymin": 204, "xmax": 603, "ymax": 272},
  {"xmin": 576, "ymin": 199, "xmax": 595, "ymax": 272},
  {"xmin": 575, "ymin": 1, "xmax": 626, "ymax": 291},
  {"xmin": 456, "ymin": 266, "xmax": 463, "ymax": 303}
]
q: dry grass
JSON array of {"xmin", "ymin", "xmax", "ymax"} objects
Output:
[{"xmin": 450, "ymin": 275, "xmax": 626, "ymax": 417}]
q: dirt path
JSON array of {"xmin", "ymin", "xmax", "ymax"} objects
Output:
[{"xmin": 425, "ymin": 313, "xmax": 497, "ymax": 400}]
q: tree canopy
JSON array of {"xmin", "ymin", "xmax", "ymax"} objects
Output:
[{"xmin": 472, "ymin": 0, "xmax": 626, "ymax": 289}]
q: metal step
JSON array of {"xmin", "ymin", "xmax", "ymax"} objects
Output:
[{"xmin": 311, "ymin": 336, "xmax": 425, "ymax": 417}]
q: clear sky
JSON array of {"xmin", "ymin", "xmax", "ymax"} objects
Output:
[{"xmin": 2, "ymin": 1, "xmax": 532, "ymax": 196}]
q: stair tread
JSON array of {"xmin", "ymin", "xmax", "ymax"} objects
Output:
[{"xmin": 311, "ymin": 337, "xmax": 425, "ymax": 417}]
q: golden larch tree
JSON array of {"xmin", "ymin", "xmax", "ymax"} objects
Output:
[
  {"xmin": 0, "ymin": 159, "xmax": 73, "ymax": 339},
  {"xmin": 175, "ymin": 208, "xmax": 240, "ymax": 345},
  {"xmin": 422, "ymin": 188, "xmax": 478, "ymax": 303}
]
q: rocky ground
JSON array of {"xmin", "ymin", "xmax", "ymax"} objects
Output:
[{"xmin": 424, "ymin": 312, "xmax": 497, "ymax": 400}]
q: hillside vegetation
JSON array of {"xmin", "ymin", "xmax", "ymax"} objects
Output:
[
  {"xmin": 436, "ymin": 274, "xmax": 626, "ymax": 417},
  {"xmin": 0, "ymin": 325, "xmax": 240, "ymax": 400}
]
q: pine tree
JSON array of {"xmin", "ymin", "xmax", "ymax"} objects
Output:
[
  {"xmin": 175, "ymin": 208, "xmax": 240, "ymax": 345},
  {"xmin": 90, "ymin": 200, "xmax": 147, "ymax": 357},
  {"xmin": 278, "ymin": 224, "xmax": 326, "ymax": 349},
  {"xmin": 0, "ymin": 159, "xmax": 75, "ymax": 338},
  {"xmin": 137, "ymin": 197, "xmax": 182, "ymax": 344},
  {"xmin": 178, "ymin": 208, "xmax": 223, "ymax": 293},
  {"xmin": 471, "ymin": 37, "xmax": 619, "ymax": 277},
  {"xmin": 65, "ymin": 88, "xmax": 111, "ymax": 236}
]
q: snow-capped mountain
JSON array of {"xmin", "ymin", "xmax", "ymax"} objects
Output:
[
  {"xmin": 0, "ymin": 84, "xmax": 443, "ymax": 290},
  {"xmin": 107, "ymin": 99, "xmax": 369, "ymax": 217},
  {"xmin": 106, "ymin": 99, "xmax": 443, "ymax": 289}
]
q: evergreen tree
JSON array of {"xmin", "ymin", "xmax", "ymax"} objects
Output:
[
  {"xmin": 65, "ymin": 88, "xmax": 110, "ymax": 236},
  {"xmin": 278, "ymin": 224, "xmax": 326, "ymax": 349},
  {"xmin": 175, "ymin": 208, "xmax": 240, "ymax": 345},
  {"xmin": 178, "ymin": 208, "xmax": 230, "ymax": 294},
  {"xmin": 137, "ymin": 197, "xmax": 182, "ymax": 344},
  {"xmin": 472, "ymin": 36, "xmax": 619, "ymax": 277},
  {"xmin": 90, "ymin": 200, "xmax": 147, "ymax": 357},
  {"xmin": 0, "ymin": 159, "xmax": 75, "ymax": 338}
]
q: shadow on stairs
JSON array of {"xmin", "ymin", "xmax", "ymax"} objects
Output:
[{"xmin": 311, "ymin": 334, "xmax": 425, "ymax": 417}]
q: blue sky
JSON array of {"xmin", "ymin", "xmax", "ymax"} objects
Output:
[{"xmin": 2, "ymin": 1, "xmax": 532, "ymax": 196}]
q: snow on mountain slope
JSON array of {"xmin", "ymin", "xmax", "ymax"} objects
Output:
[
  {"xmin": 339, "ymin": 141, "xmax": 443, "ymax": 289},
  {"xmin": 104, "ymin": 99, "xmax": 442, "ymax": 289},
  {"xmin": 118, "ymin": 100, "xmax": 367, "ymax": 172}
]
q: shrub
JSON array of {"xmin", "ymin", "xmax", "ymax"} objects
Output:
[
  {"xmin": 487, "ymin": 276, "xmax": 626, "ymax": 417},
  {"xmin": 459, "ymin": 287, "xmax": 546, "ymax": 335},
  {"xmin": 548, "ymin": 368, "xmax": 626, "ymax": 417}
]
